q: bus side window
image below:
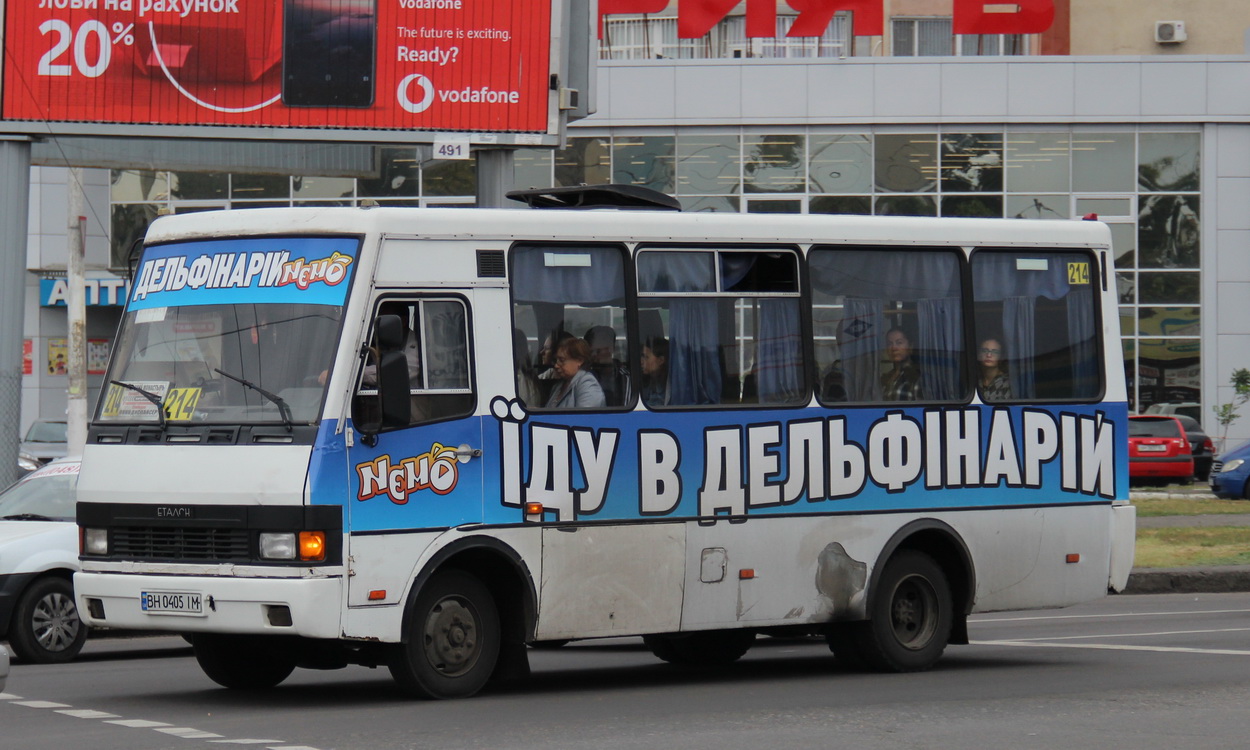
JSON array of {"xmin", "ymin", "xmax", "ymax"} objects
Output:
[
  {"xmin": 810, "ymin": 247, "xmax": 968, "ymax": 405},
  {"xmin": 510, "ymin": 244, "xmax": 631, "ymax": 410},
  {"xmin": 636, "ymin": 248, "xmax": 805, "ymax": 408},
  {"xmin": 971, "ymin": 250, "xmax": 1102, "ymax": 401}
]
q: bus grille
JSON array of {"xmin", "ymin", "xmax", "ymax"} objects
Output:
[{"xmin": 111, "ymin": 527, "xmax": 250, "ymax": 561}]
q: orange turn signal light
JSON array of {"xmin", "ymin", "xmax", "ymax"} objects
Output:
[
  {"xmin": 524, "ymin": 502, "xmax": 544, "ymax": 516},
  {"xmin": 299, "ymin": 531, "xmax": 327, "ymax": 561},
  {"xmin": 368, "ymin": 590, "xmax": 386, "ymax": 601},
  {"xmin": 739, "ymin": 569, "xmax": 756, "ymax": 580},
  {"xmin": 1065, "ymin": 553, "xmax": 1081, "ymax": 564}
]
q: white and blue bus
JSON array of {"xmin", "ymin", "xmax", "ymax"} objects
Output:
[{"xmin": 75, "ymin": 187, "xmax": 1135, "ymax": 699}]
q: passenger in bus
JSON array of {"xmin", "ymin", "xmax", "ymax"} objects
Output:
[
  {"xmin": 512, "ymin": 328, "xmax": 542, "ymax": 406},
  {"xmin": 977, "ymin": 336, "xmax": 1012, "ymax": 401},
  {"xmin": 584, "ymin": 325, "xmax": 632, "ymax": 406},
  {"xmin": 536, "ymin": 329, "xmax": 576, "ymax": 402},
  {"xmin": 881, "ymin": 326, "xmax": 923, "ymax": 401},
  {"xmin": 640, "ymin": 336, "xmax": 670, "ymax": 407},
  {"xmin": 544, "ymin": 338, "xmax": 607, "ymax": 409}
]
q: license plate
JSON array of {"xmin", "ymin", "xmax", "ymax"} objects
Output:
[
  {"xmin": 140, "ymin": 591, "xmax": 204, "ymax": 616},
  {"xmin": 1137, "ymin": 444, "xmax": 1167, "ymax": 452}
]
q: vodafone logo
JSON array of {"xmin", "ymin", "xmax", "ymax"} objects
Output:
[{"xmin": 398, "ymin": 74, "xmax": 436, "ymax": 114}]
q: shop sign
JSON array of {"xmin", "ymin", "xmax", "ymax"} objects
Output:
[
  {"xmin": 40, "ymin": 277, "xmax": 130, "ymax": 306},
  {"xmin": 600, "ymin": 0, "xmax": 1055, "ymax": 38},
  {"xmin": 4, "ymin": 0, "xmax": 553, "ymax": 133}
]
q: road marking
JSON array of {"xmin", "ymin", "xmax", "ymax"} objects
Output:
[
  {"xmin": 158, "ymin": 727, "xmax": 227, "ymax": 739},
  {"xmin": 982, "ymin": 626, "xmax": 1250, "ymax": 642},
  {"xmin": 106, "ymin": 718, "xmax": 173, "ymax": 728},
  {"xmin": 974, "ymin": 607, "xmax": 1250, "ymax": 623},
  {"xmin": 58, "ymin": 709, "xmax": 121, "ymax": 719},
  {"xmin": 1, "ymin": 693, "xmax": 325, "ymax": 749},
  {"xmin": 975, "ymin": 639, "xmax": 1250, "ymax": 656}
]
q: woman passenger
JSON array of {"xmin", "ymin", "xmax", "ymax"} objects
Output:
[
  {"xmin": 978, "ymin": 336, "xmax": 1012, "ymax": 401},
  {"xmin": 544, "ymin": 338, "xmax": 606, "ymax": 409}
]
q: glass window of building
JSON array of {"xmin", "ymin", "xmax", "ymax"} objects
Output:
[
  {"xmin": 743, "ymin": 134, "xmax": 806, "ymax": 194},
  {"xmin": 1005, "ymin": 132, "xmax": 1070, "ymax": 194},
  {"xmin": 676, "ymin": 134, "xmax": 741, "ymax": 196},
  {"xmin": 1139, "ymin": 132, "xmax": 1200, "ymax": 192},
  {"xmin": 555, "ymin": 137, "xmax": 609, "ymax": 187},
  {"xmin": 809, "ymin": 134, "xmax": 871, "ymax": 194},
  {"xmin": 422, "ymin": 157, "xmax": 477, "ymax": 198},
  {"xmin": 875, "ymin": 134, "xmax": 937, "ymax": 193},
  {"xmin": 513, "ymin": 148, "xmax": 554, "ymax": 192},
  {"xmin": 1071, "ymin": 132, "xmax": 1135, "ymax": 193},
  {"xmin": 358, "ymin": 148, "xmax": 420, "ymax": 199},
  {"xmin": 611, "ymin": 136, "xmax": 675, "ymax": 193}
]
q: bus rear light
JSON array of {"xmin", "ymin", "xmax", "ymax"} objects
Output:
[
  {"xmin": 1066, "ymin": 554, "xmax": 1081, "ymax": 564},
  {"xmin": 299, "ymin": 531, "xmax": 327, "ymax": 561}
]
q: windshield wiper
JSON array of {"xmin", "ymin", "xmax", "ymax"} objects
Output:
[
  {"xmin": 109, "ymin": 380, "xmax": 167, "ymax": 429},
  {"xmin": 3, "ymin": 513, "xmax": 57, "ymax": 521},
  {"xmin": 214, "ymin": 368, "xmax": 293, "ymax": 430}
]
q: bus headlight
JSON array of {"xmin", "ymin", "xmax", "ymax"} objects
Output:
[
  {"xmin": 82, "ymin": 528, "xmax": 109, "ymax": 556},
  {"xmin": 259, "ymin": 532, "xmax": 297, "ymax": 560}
]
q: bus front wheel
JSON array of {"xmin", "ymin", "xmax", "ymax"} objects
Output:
[
  {"xmin": 389, "ymin": 570, "xmax": 500, "ymax": 699},
  {"xmin": 850, "ymin": 550, "xmax": 953, "ymax": 672}
]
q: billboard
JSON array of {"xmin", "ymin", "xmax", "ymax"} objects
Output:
[{"xmin": 3, "ymin": 0, "xmax": 555, "ymax": 134}]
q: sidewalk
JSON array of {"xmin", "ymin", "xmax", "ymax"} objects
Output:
[{"xmin": 1123, "ymin": 486, "xmax": 1250, "ymax": 595}]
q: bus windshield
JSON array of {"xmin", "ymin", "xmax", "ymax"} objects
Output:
[{"xmin": 98, "ymin": 302, "xmax": 342, "ymax": 425}]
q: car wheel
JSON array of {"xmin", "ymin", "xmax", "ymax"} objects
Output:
[{"xmin": 8, "ymin": 576, "xmax": 88, "ymax": 664}]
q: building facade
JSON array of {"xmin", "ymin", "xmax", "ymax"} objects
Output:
[{"xmin": 20, "ymin": 1, "xmax": 1250, "ymax": 448}]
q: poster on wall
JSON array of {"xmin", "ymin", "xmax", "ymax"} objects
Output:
[
  {"xmin": 22, "ymin": 338, "xmax": 33, "ymax": 375},
  {"xmin": 3, "ymin": 0, "xmax": 554, "ymax": 134},
  {"xmin": 47, "ymin": 338, "xmax": 68, "ymax": 375},
  {"xmin": 88, "ymin": 339, "xmax": 111, "ymax": 375}
]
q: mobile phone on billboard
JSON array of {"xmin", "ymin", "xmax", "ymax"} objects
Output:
[{"xmin": 282, "ymin": 0, "xmax": 377, "ymax": 108}]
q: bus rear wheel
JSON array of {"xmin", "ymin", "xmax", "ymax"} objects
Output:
[
  {"xmin": 643, "ymin": 630, "xmax": 754, "ymax": 666},
  {"xmin": 850, "ymin": 550, "xmax": 952, "ymax": 672},
  {"xmin": 194, "ymin": 634, "xmax": 296, "ymax": 689},
  {"xmin": 389, "ymin": 570, "xmax": 500, "ymax": 699}
]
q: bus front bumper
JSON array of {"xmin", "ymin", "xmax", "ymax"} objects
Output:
[{"xmin": 74, "ymin": 572, "xmax": 344, "ymax": 640}]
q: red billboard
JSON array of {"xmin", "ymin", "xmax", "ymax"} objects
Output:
[{"xmin": 3, "ymin": 0, "xmax": 554, "ymax": 133}]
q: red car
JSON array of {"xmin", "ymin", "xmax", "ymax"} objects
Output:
[{"xmin": 1128, "ymin": 415, "xmax": 1195, "ymax": 484}]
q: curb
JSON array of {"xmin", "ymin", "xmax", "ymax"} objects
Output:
[{"xmin": 1122, "ymin": 566, "xmax": 1250, "ymax": 595}]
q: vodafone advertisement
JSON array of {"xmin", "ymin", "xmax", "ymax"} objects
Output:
[{"xmin": 3, "ymin": 0, "xmax": 554, "ymax": 133}]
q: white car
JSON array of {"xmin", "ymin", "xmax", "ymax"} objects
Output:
[
  {"xmin": 0, "ymin": 458, "xmax": 87, "ymax": 663},
  {"xmin": 0, "ymin": 639, "xmax": 8, "ymax": 691}
]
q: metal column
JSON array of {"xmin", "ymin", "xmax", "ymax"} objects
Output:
[{"xmin": 0, "ymin": 138, "xmax": 32, "ymax": 486}]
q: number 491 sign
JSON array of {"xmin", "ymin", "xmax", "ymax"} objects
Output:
[{"xmin": 434, "ymin": 135, "xmax": 471, "ymax": 160}]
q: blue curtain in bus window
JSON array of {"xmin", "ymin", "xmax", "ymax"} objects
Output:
[
  {"xmin": 668, "ymin": 298, "xmax": 721, "ymax": 405},
  {"xmin": 1068, "ymin": 294, "xmax": 1097, "ymax": 396},
  {"xmin": 917, "ymin": 297, "xmax": 962, "ymax": 400},
  {"xmin": 511, "ymin": 247, "xmax": 626, "ymax": 304},
  {"xmin": 757, "ymin": 299, "xmax": 803, "ymax": 403},
  {"xmin": 1004, "ymin": 295, "xmax": 1035, "ymax": 399},
  {"xmin": 971, "ymin": 254, "xmax": 1070, "ymax": 301},
  {"xmin": 842, "ymin": 297, "xmax": 884, "ymax": 402}
]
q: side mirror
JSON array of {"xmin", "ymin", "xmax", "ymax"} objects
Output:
[{"xmin": 353, "ymin": 314, "xmax": 411, "ymax": 444}]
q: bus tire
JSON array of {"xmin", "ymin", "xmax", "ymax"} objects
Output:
[
  {"xmin": 9, "ymin": 576, "xmax": 88, "ymax": 664},
  {"xmin": 194, "ymin": 634, "xmax": 296, "ymax": 689},
  {"xmin": 643, "ymin": 630, "xmax": 754, "ymax": 666},
  {"xmin": 853, "ymin": 550, "xmax": 952, "ymax": 672},
  {"xmin": 389, "ymin": 570, "xmax": 500, "ymax": 699}
]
